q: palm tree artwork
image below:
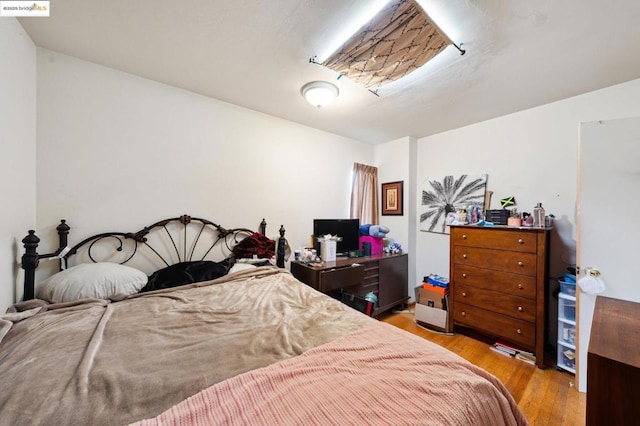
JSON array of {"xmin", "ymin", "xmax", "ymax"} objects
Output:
[{"xmin": 420, "ymin": 174, "xmax": 487, "ymax": 234}]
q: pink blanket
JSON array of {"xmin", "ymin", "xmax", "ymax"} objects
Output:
[{"xmin": 135, "ymin": 322, "xmax": 528, "ymax": 426}]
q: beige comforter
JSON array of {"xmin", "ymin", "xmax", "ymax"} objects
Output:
[
  {"xmin": 137, "ymin": 321, "xmax": 528, "ymax": 426},
  {"xmin": 0, "ymin": 267, "xmax": 374, "ymax": 426}
]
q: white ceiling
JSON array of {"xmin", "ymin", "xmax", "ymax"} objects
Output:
[{"xmin": 19, "ymin": 0, "xmax": 640, "ymax": 144}]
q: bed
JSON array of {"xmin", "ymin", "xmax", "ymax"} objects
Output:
[{"xmin": 0, "ymin": 215, "xmax": 528, "ymax": 425}]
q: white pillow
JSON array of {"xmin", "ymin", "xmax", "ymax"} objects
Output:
[
  {"xmin": 228, "ymin": 263, "xmax": 257, "ymax": 274},
  {"xmin": 36, "ymin": 262, "xmax": 148, "ymax": 303}
]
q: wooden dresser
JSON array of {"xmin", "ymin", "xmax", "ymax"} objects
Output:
[
  {"xmin": 449, "ymin": 225, "xmax": 549, "ymax": 368},
  {"xmin": 290, "ymin": 253, "xmax": 409, "ymax": 317},
  {"xmin": 587, "ymin": 296, "xmax": 640, "ymax": 425}
]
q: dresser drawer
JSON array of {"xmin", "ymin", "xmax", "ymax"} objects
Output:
[
  {"xmin": 453, "ymin": 265, "xmax": 536, "ymax": 300},
  {"xmin": 453, "ymin": 302, "xmax": 535, "ymax": 349},
  {"xmin": 453, "ymin": 246, "xmax": 537, "ymax": 276},
  {"xmin": 363, "ymin": 261, "xmax": 379, "ymax": 287},
  {"xmin": 451, "ymin": 227, "xmax": 537, "ymax": 253},
  {"xmin": 319, "ymin": 264, "xmax": 365, "ymax": 292},
  {"xmin": 454, "ymin": 284, "xmax": 536, "ymax": 322}
]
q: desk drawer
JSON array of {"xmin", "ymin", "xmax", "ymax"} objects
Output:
[
  {"xmin": 454, "ymin": 284, "xmax": 536, "ymax": 322},
  {"xmin": 453, "ymin": 265, "xmax": 536, "ymax": 300},
  {"xmin": 363, "ymin": 261, "xmax": 379, "ymax": 287},
  {"xmin": 451, "ymin": 227, "xmax": 537, "ymax": 253},
  {"xmin": 453, "ymin": 246, "xmax": 537, "ymax": 276},
  {"xmin": 453, "ymin": 302, "xmax": 535, "ymax": 349},
  {"xmin": 319, "ymin": 264, "xmax": 365, "ymax": 292}
]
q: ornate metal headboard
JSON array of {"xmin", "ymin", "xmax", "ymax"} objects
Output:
[{"xmin": 21, "ymin": 215, "xmax": 281, "ymax": 301}]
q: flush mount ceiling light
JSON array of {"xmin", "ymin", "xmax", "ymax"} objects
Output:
[{"xmin": 301, "ymin": 81, "xmax": 339, "ymax": 108}]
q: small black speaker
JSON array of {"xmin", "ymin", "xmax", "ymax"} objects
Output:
[{"xmin": 362, "ymin": 241, "xmax": 371, "ymax": 256}]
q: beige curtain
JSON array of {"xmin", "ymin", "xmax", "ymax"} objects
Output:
[
  {"xmin": 322, "ymin": 0, "xmax": 452, "ymax": 89},
  {"xmin": 350, "ymin": 163, "xmax": 378, "ymax": 225}
]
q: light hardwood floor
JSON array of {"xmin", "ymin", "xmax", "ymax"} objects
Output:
[{"xmin": 380, "ymin": 309, "xmax": 586, "ymax": 425}]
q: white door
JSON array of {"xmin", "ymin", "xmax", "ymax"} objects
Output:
[{"xmin": 577, "ymin": 117, "xmax": 640, "ymax": 392}]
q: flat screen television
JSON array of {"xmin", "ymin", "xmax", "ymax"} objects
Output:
[{"xmin": 313, "ymin": 219, "xmax": 360, "ymax": 256}]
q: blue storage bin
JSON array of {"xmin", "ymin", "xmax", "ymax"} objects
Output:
[{"xmin": 559, "ymin": 280, "xmax": 576, "ymax": 296}]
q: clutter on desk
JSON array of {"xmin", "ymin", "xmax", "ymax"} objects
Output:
[
  {"xmin": 358, "ymin": 224, "xmax": 388, "ymax": 255},
  {"xmin": 455, "ymin": 194, "xmax": 555, "ymax": 229},
  {"xmin": 446, "ymin": 205, "xmax": 485, "ymax": 226},
  {"xmin": 384, "ymin": 242, "xmax": 402, "ymax": 254},
  {"xmin": 359, "ymin": 224, "xmax": 389, "ymax": 238},
  {"xmin": 523, "ymin": 213, "xmax": 534, "ymax": 226},
  {"xmin": 507, "ymin": 208, "xmax": 522, "ymax": 227},
  {"xmin": 515, "ymin": 203, "xmax": 554, "ymax": 228},
  {"xmin": 480, "ymin": 197, "xmax": 554, "ymax": 228},
  {"xmin": 532, "ymin": 202, "xmax": 545, "ymax": 227},
  {"xmin": 316, "ymin": 234, "xmax": 340, "ymax": 262},
  {"xmin": 297, "ymin": 247, "xmax": 322, "ymax": 264},
  {"xmin": 486, "ymin": 209, "xmax": 509, "ymax": 225},
  {"xmin": 500, "ymin": 196, "xmax": 516, "ymax": 208},
  {"xmin": 359, "ymin": 236, "xmax": 382, "ymax": 255}
]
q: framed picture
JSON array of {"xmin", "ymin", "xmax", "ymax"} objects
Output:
[
  {"xmin": 382, "ymin": 181, "xmax": 404, "ymax": 216},
  {"xmin": 420, "ymin": 173, "xmax": 487, "ymax": 234}
]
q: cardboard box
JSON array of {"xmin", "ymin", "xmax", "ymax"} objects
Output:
[
  {"xmin": 418, "ymin": 287, "xmax": 443, "ymax": 309},
  {"xmin": 422, "ymin": 282, "xmax": 447, "ymax": 299},
  {"xmin": 414, "ymin": 285, "xmax": 451, "ymax": 332},
  {"xmin": 415, "ymin": 303, "xmax": 450, "ymax": 332}
]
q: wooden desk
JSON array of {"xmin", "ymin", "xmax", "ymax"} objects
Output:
[
  {"xmin": 290, "ymin": 253, "xmax": 408, "ymax": 317},
  {"xmin": 587, "ymin": 296, "xmax": 640, "ymax": 425}
]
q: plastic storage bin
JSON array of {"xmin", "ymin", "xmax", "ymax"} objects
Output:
[
  {"xmin": 559, "ymin": 280, "xmax": 576, "ymax": 296},
  {"xmin": 558, "ymin": 346, "xmax": 576, "ymax": 371},
  {"xmin": 558, "ymin": 319, "xmax": 576, "ymax": 345},
  {"xmin": 557, "ymin": 291, "xmax": 577, "ymax": 373},
  {"xmin": 558, "ymin": 292, "xmax": 576, "ymax": 321}
]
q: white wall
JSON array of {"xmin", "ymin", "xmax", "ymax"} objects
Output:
[
  {"xmin": 416, "ymin": 78, "xmax": 640, "ymax": 281},
  {"xmin": 35, "ymin": 49, "xmax": 372, "ymax": 269},
  {"xmin": 375, "ymin": 136, "xmax": 418, "ymax": 299},
  {"xmin": 0, "ymin": 19, "xmax": 36, "ymax": 312},
  {"xmin": 375, "ymin": 137, "xmax": 411, "ymax": 249}
]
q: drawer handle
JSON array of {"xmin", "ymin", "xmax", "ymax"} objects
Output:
[
  {"xmin": 518, "ymin": 239, "xmax": 524, "ymax": 244},
  {"xmin": 463, "ymin": 254, "xmax": 468, "ymax": 259},
  {"xmin": 462, "ymin": 292, "xmax": 467, "ymax": 297},
  {"xmin": 462, "ymin": 273, "xmax": 467, "ymax": 278},
  {"xmin": 517, "ymin": 306, "xmax": 523, "ymax": 312},
  {"xmin": 518, "ymin": 261, "xmax": 524, "ymax": 267},
  {"xmin": 516, "ymin": 328, "xmax": 522, "ymax": 334},
  {"xmin": 462, "ymin": 234, "xmax": 467, "ymax": 240},
  {"xmin": 517, "ymin": 283, "xmax": 524, "ymax": 289},
  {"xmin": 461, "ymin": 311, "xmax": 466, "ymax": 317}
]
